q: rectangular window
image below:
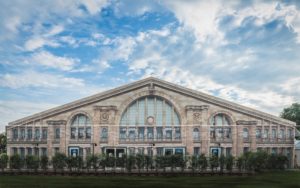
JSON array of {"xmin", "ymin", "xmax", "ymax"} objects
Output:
[
  {"xmin": 34, "ymin": 148, "xmax": 39, "ymax": 156},
  {"xmin": 27, "ymin": 148, "xmax": 32, "ymax": 155},
  {"xmin": 156, "ymin": 127, "xmax": 163, "ymax": 140},
  {"xmin": 86, "ymin": 127, "xmax": 91, "ymax": 139},
  {"xmin": 55, "ymin": 128, "xmax": 60, "ymax": 139},
  {"xmin": 78, "ymin": 128, "xmax": 84, "ymax": 139},
  {"xmin": 138, "ymin": 147, "xmax": 144, "ymax": 155},
  {"xmin": 35, "ymin": 129, "xmax": 40, "ymax": 140},
  {"xmin": 175, "ymin": 127, "xmax": 181, "ymax": 140},
  {"xmin": 147, "ymin": 127, "xmax": 153, "ymax": 139},
  {"xmin": 42, "ymin": 148, "xmax": 47, "ymax": 156},
  {"xmin": 27, "ymin": 129, "xmax": 32, "ymax": 140},
  {"xmin": 129, "ymin": 147, "xmax": 135, "ymax": 155},
  {"xmin": 226, "ymin": 147, "xmax": 232, "ymax": 156},
  {"xmin": 193, "ymin": 147, "xmax": 200, "ymax": 156},
  {"xmin": 20, "ymin": 148, "xmax": 25, "ymax": 159},
  {"xmin": 13, "ymin": 147, "xmax": 18, "ymax": 155},
  {"xmin": 147, "ymin": 147, "xmax": 153, "ymax": 156},
  {"xmin": 279, "ymin": 129, "xmax": 285, "ymax": 139},
  {"xmin": 13, "ymin": 129, "xmax": 18, "ymax": 140},
  {"xmin": 101, "ymin": 128, "xmax": 108, "ymax": 141},
  {"xmin": 288, "ymin": 129, "xmax": 292, "ymax": 139},
  {"xmin": 165, "ymin": 129, "xmax": 172, "ymax": 140},
  {"xmin": 86, "ymin": 148, "xmax": 91, "ymax": 156},
  {"xmin": 20, "ymin": 129, "xmax": 25, "ymax": 140},
  {"xmin": 263, "ymin": 129, "xmax": 269, "ymax": 139},
  {"xmin": 54, "ymin": 147, "xmax": 59, "ymax": 154},
  {"xmin": 272, "ymin": 129, "xmax": 276, "ymax": 139},
  {"xmin": 71, "ymin": 128, "xmax": 76, "ymax": 139},
  {"xmin": 256, "ymin": 128, "xmax": 262, "ymax": 139},
  {"xmin": 119, "ymin": 127, "xmax": 126, "ymax": 140},
  {"xmin": 243, "ymin": 147, "xmax": 249, "ymax": 153},
  {"xmin": 42, "ymin": 129, "xmax": 47, "ymax": 140},
  {"xmin": 138, "ymin": 127, "xmax": 144, "ymax": 140},
  {"xmin": 156, "ymin": 147, "xmax": 163, "ymax": 156}
]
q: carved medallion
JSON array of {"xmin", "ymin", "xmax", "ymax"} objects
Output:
[
  {"xmin": 147, "ymin": 116, "xmax": 155, "ymax": 125},
  {"xmin": 100, "ymin": 112, "xmax": 109, "ymax": 123},
  {"xmin": 193, "ymin": 113, "xmax": 201, "ymax": 124}
]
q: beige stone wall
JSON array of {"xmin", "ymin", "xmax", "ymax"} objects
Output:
[{"xmin": 6, "ymin": 81, "xmax": 296, "ymax": 167}]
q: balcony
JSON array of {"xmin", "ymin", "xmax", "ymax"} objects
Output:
[{"xmin": 210, "ymin": 137, "xmax": 232, "ymax": 143}]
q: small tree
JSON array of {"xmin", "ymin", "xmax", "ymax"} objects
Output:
[
  {"xmin": 25, "ymin": 155, "xmax": 39, "ymax": 172},
  {"xmin": 225, "ymin": 155, "xmax": 234, "ymax": 172},
  {"xmin": 52, "ymin": 153, "xmax": 66, "ymax": 173},
  {"xmin": 198, "ymin": 154, "xmax": 208, "ymax": 172},
  {"xmin": 136, "ymin": 154, "xmax": 144, "ymax": 173},
  {"xmin": 154, "ymin": 156, "xmax": 162, "ymax": 172},
  {"xmin": 10, "ymin": 154, "xmax": 23, "ymax": 170},
  {"xmin": 219, "ymin": 155, "xmax": 225, "ymax": 172},
  {"xmin": 40, "ymin": 155, "xmax": 48, "ymax": 172},
  {"xmin": 0, "ymin": 153, "xmax": 8, "ymax": 172},
  {"xmin": 106, "ymin": 156, "xmax": 116, "ymax": 172},
  {"xmin": 144, "ymin": 155, "xmax": 152, "ymax": 172},
  {"xmin": 126, "ymin": 155, "xmax": 135, "ymax": 173},
  {"xmin": 236, "ymin": 156, "xmax": 244, "ymax": 172},
  {"xmin": 209, "ymin": 155, "xmax": 219, "ymax": 172},
  {"xmin": 191, "ymin": 155, "xmax": 198, "ymax": 173}
]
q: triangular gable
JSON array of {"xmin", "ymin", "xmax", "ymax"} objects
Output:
[{"xmin": 8, "ymin": 77, "xmax": 295, "ymax": 126}]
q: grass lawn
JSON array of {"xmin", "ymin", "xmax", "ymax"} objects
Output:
[{"xmin": 0, "ymin": 171, "xmax": 299, "ymax": 188}]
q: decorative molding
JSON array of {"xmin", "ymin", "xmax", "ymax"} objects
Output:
[
  {"xmin": 236, "ymin": 120, "xmax": 257, "ymax": 125},
  {"xmin": 193, "ymin": 113, "xmax": 201, "ymax": 124},
  {"xmin": 46, "ymin": 120, "xmax": 67, "ymax": 125},
  {"xmin": 94, "ymin": 105, "xmax": 117, "ymax": 124},
  {"xmin": 185, "ymin": 105, "xmax": 209, "ymax": 111}
]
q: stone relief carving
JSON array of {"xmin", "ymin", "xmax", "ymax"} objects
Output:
[
  {"xmin": 46, "ymin": 120, "xmax": 67, "ymax": 125},
  {"xmin": 236, "ymin": 120, "xmax": 257, "ymax": 125},
  {"xmin": 94, "ymin": 105, "xmax": 117, "ymax": 124}
]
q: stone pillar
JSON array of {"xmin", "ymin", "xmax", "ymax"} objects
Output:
[
  {"xmin": 232, "ymin": 125, "xmax": 238, "ymax": 157},
  {"xmin": 250, "ymin": 125, "xmax": 257, "ymax": 152}
]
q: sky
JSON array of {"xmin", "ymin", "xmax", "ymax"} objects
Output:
[{"xmin": 1, "ymin": 0, "xmax": 300, "ymax": 132}]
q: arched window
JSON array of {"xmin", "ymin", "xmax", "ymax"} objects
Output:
[
  {"xmin": 210, "ymin": 113, "xmax": 232, "ymax": 141},
  {"xmin": 70, "ymin": 114, "xmax": 91, "ymax": 140},
  {"xmin": 193, "ymin": 128, "xmax": 200, "ymax": 141},
  {"xmin": 243, "ymin": 128, "xmax": 249, "ymax": 139},
  {"xmin": 120, "ymin": 96, "xmax": 181, "ymax": 142}
]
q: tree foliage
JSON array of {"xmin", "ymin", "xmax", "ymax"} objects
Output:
[
  {"xmin": 0, "ymin": 133, "xmax": 7, "ymax": 154},
  {"xmin": 280, "ymin": 103, "xmax": 300, "ymax": 127}
]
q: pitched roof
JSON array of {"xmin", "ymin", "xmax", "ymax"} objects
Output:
[{"xmin": 8, "ymin": 77, "xmax": 296, "ymax": 126}]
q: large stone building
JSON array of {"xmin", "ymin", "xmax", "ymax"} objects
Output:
[{"xmin": 6, "ymin": 77, "xmax": 296, "ymax": 166}]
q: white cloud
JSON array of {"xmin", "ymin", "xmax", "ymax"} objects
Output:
[
  {"xmin": 31, "ymin": 51, "xmax": 79, "ymax": 71},
  {"xmin": 0, "ymin": 100, "xmax": 58, "ymax": 132},
  {"xmin": 0, "ymin": 71, "xmax": 84, "ymax": 89},
  {"xmin": 24, "ymin": 37, "xmax": 60, "ymax": 51}
]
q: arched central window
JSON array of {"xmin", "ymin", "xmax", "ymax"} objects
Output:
[
  {"xmin": 70, "ymin": 114, "xmax": 91, "ymax": 140},
  {"xmin": 120, "ymin": 96, "xmax": 181, "ymax": 142},
  {"xmin": 210, "ymin": 113, "xmax": 232, "ymax": 141}
]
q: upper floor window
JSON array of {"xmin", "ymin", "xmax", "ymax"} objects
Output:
[
  {"xmin": 70, "ymin": 114, "xmax": 91, "ymax": 139},
  {"xmin": 71, "ymin": 114, "xmax": 91, "ymax": 126},
  {"xmin": 101, "ymin": 127, "xmax": 108, "ymax": 141},
  {"xmin": 256, "ymin": 128, "xmax": 262, "ymax": 139},
  {"xmin": 193, "ymin": 128, "xmax": 200, "ymax": 141},
  {"xmin": 42, "ymin": 129, "xmax": 47, "ymax": 140},
  {"xmin": 243, "ymin": 128, "xmax": 249, "ymax": 139},
  {"xmin": 27, "ymin": 128, "xmax": 32, "ymax": 140},
  {"xmin": 210, "ymin": 113, "xmax": 231, "ymax": 126},
  {"xmin": 20, "ymin": 129, "xmax": 25, "ymax": 140},
  {"xmin": 13, "ymin": 129, "xmax": 18, "ymax": 140},
  {"xmin": 271, "ymin": 129, "xmax": 276, "ymax": 139},
  {"xmin": 35, "ymin": 129, "xmax": 40, "ymax": 140},
  {"xmin": 55, "ymin": 128, "xmax": 60, "ymax": 139}
]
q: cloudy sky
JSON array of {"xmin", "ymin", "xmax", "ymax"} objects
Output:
[{"xmin": 1, "ymin": 0, "xmax": 300, "ymax": 132}]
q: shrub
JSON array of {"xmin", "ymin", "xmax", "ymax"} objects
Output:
[
  {"xmin": 0, "ymin": 153, "xmax": 8, "ymax": 171},
  {"xmin": 25, "ymin": 155, "xmax": 39, "ymax": 172},
  {"xmin": 209, "ymin": 155, "xmax": 219, "ymax": 172},
  {"xmin": 52, "ymin": 153, "xmax": 66, "ymax": 172},
  {"xmin": 10, "ymin": 154, "xmax": 23, "ymax": 170},
  {"xmin": 40, "ymin": 155, "xmax": 48, "ymax": 171},
  {"xmin": 198, "ymin": 154, "xmax": 208, "ymax": 172},
  {"xmin": 219, "ymin": 155, "xmax": 225, "ymax": 172},
  {"xmin": 225, "ymin": 155, "xmax": 234, "ymax": 172}
]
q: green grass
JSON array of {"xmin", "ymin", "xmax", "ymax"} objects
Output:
[{"xmin": 0, "ymin": 171, "xmax": 300, "ymax": 188}]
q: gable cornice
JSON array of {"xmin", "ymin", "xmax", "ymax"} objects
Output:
[{"xmin": 8, "ymin": 77, "xmax": 295, "ymax": 126}]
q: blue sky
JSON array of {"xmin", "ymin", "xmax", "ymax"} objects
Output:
[{"xmin": 1, "ymin": 0, "xmax": 300, "ymax": 131}]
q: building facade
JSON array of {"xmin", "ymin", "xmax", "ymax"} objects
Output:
[{"xmin": 6, "ymin": 77, "xmax": 296, "ymax": 166}]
